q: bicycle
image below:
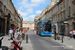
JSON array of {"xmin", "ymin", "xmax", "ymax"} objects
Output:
[
  {"xmin": 0, "ymin": 37, "xmax": 22, "ymax": 50},
  {"xmin": 10, "ymin": 40, "xmax": 22, "ymax": 50}
]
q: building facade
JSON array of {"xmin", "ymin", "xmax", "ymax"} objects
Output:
[
  {"xmin": 34, "ymin": 0, "xmax": 75, "ymax": 36},
  {"xmin": 23, "ymin": 21, "xmax": 34, "ymax": 30},
  {"xmin": 0, "ymin": 0, "xmax": 23, "ymax": 36}
]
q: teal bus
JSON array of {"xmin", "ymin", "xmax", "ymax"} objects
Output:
[{"xmin": 36, "ymin": 19, "xmax": 52, "ymax": 36}]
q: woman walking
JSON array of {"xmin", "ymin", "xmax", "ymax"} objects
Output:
[
  {"xmin": 73, "ymin": 30, "xmax": 75, "ymax": 39},
  {"xmin": 69, "ymin": 30, "xmax": 73, "ymax": 39}
]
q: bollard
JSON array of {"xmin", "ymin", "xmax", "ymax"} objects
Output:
[
  {"xmin": 54, "ymin": 33, "xmax": 56, "ymax": 40},
  {"xmin": 62, "ymin": 34, "xmax": 63, "ymax": 43},
  {"xmin": 26, "ymin": 34, "xmax": 28, "ymax": 43}
]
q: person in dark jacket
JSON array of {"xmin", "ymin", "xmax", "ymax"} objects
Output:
[
  {"xmin": 54, "ymin": 28, "xmax": 56, "ymax": 40},
  {"xmin": 12, "ymin": 28, "xmax": 15, "ymax": 38}
]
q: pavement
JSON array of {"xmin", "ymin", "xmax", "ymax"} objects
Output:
[
  {"xmin": 34, "ymin": 31, "xmax": 75, "ymax": 50},
  {"xmin": 50, "ymin": 34, "xmax": 75, "ymax": 50},
  {"xmin": 0, "ymin": 32, "xmax": 33, "ymax": 50},
  {"xmin": 1, "ymin": 31, "xmax": 75, "ymax": 50}
]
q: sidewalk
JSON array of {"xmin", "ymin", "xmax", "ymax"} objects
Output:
[
  {"xmin": 50, "ymin": 34, "xmax": 75, "ymax": 50},
  {"xmin": 34, "ymin": 31, "xmax": 75, "ymax": 50},
  {"xmin": 0, "ymin": 32, "xmax": 33, "ymax": 50}
]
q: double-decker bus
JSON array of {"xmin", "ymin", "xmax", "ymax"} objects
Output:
[{"xmin": 36, "ymin": 19, "xmax": 52, "ymax": 36}]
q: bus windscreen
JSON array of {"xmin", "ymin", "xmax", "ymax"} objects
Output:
[{"xmin": 43, "ymin": 20, "xmax": 51, "ymax": 32}]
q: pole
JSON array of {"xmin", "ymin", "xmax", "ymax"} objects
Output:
[
  {"xmin": 55, "ymin": 32, "xmax": 56, "ymax": 40},
  {"xmin": 54, "ymin": 28, "xmax": 56, "ymax": 40},
  {"xmin": 26, "ymin": 34, "xmax": 28, "ymax": 43},
  {"xmin": 61, "ymin": 22, "xmax": 64, "ymax": 43},
  {"xmin": 62, "ymin": 34, "xmax": 63, "ymax": 43}
]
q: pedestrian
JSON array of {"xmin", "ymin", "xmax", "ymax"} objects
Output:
[
  {"xmin": 8, "ymin": 28, "xmax": 13, "ymax": 40},
  {"xmin": 54, "ymin": 28, "xmax": 56, "ymax": 40},
  {"xmin": 69, "ymin": 30, "xmax": 73, "ymax": 39},
  {"xmin": 12, "ymin": 28, "xmax": 15, "ymax": 38},
  {"xmin": 73, "ymin": 30, "xmax": 75, "ymax": 39}
]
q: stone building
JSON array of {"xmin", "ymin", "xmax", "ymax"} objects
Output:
[
  {"xmin": 34, "ymin": 0, "xmax": 75, "ymax": 36},
  {"xmin": 0, "ymin": 0, "xmax": 23, "ymax": 36},
  {"xmin": 34, "ymin": 15, "xmax": 40, "ymax": 29},
  {"xmin": 23, "ymin": 21, "xmax": 34, "ymax": 30}
]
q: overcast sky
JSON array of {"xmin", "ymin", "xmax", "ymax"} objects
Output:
[{"xmin": 12, "ymin": 0, "xmax": 51, "ymax": 21}]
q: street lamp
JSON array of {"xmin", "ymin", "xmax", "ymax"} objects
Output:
[
  {"xmin": 53, "ymin": 25, "xmax": 56, "ymax": 40},
  {"xmin": 60, "ymin": 21, "xmax": 64, "ymax": 43},
  {"xmin": 57, "ymin": 21, "xmax": 61, "ymax": 40}
]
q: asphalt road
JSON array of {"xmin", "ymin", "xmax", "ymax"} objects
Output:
[{"xmin": 28, "ymin": 31, "xmax": 74, "ymax": 50}]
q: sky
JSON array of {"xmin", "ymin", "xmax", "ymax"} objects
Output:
[{"xmin": 12, "ymin": 0, "xmax": 51, "ymax": 21}]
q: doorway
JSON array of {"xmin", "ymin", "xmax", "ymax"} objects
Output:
[{"xmin": 74, "ymin": 23, "xmax": 75, "ymax": 30}]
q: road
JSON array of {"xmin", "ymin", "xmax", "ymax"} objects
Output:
[{"xmin": 28, "ymin": 31, "xmax": 74, "ymax": 50}]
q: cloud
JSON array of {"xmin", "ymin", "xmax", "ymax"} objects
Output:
[
  {"xmin": 27, "ymin": 8, "xmax": 33, "ymax": 13},
  {"xmin": 18, "ymin": 8, "xmax": 33, "ymax": 17},
  {"xmin": 36, "ymin": 10, "xmax": 42, "ymax": 14},
  {"xmin": 16, "ymin": 0, "xmax": 47, "ymax": 21},
  {"xmin": 20, "ymin": 0, "xmax": 28, "ymax": 5},
  {"xmin": 23, "ymin": 15, "xmax": 36, "ymax": 21},
  {"xmin": 19, "ymin": 0, "xmax": 46, "ymax": 8},
  {"xmin": 20, "ymin": 3, "xmax": 37, "ymax": 8},
  {"xmin": 23, "ymin": 17, "xmax": 28, "ymax": 21},
  {"xmin": 31, "ymin": 0, "xmax": 45, "ymax": 4},
  {"xmin": 19, "ymin": 6, "xmax": 23, "ymax": 10},
  {"xmin": 29, "ymin": 15, "xmax": 36, "ymax": 19},
  {"xmin": 18, "ymin": 10, "xmax": 27, "ymax": 16}
]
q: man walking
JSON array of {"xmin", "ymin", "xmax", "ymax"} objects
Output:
[{"xmin": 8, "ymin": 28, "xmax": 13, "ymax": 40}]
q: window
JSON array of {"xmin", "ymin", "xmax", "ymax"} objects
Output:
[
  {"xmin": 74, "ymin": 5, "xmax": 75, "ymax": 14},
  {"xmin": 58, "ymin": 6, "xmax": 59, "ymax": 11},
  {"xmin": 58, "ymin": 15, "xmax": 60, "ymax": 21},
  {"xmin": 74, "ymin": 23, "xmax": 75, "ymax": 30},
  {"xmin": 56, "ymin": 16, "xmax": 57, "ymax": 21},
  {"xmin": 63, "ymin": 2, "xmax": 65, "ymax": 8},
  {"xmin": 64, "ymin": 12, "xmax": 65, "ymax": 20},
  {"xmin": 69, "ymin": 7, "xmax": 71, "ymax": 17},
  {"xmin": 61, "ymin": 4, "xmax": 62, "ymax": 9},
  {"xmin": 4, "ymin": 8, "xmax": 5, "ymax": 13},
  {"xmin": 61, "ymin": 14, "xmax": 62, "ymax": 20},
  {"xmin": 52, "ymin": 10, "xmax": 53, "ymax": 15}
]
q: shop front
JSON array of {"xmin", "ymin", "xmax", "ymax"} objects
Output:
[{"xmin": 0, "ymin": 17, "xmax": 5, "ymax": 36}]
